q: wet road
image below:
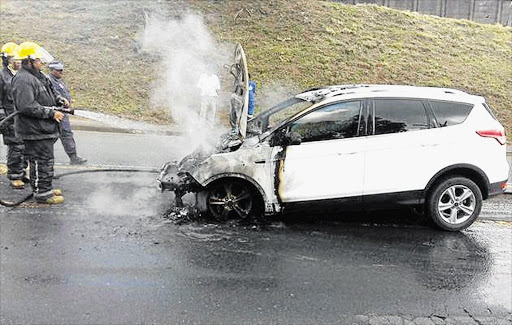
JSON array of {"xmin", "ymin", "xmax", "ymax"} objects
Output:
[
  {"xmin": 1, "ymin": 171, "xmax": 511, "ymax": 324},
  {"xmin": 1, "ymin": 131, "xmax": 511, "ymax": 324}
]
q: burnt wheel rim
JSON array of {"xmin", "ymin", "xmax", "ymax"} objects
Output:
[
  {"xmin": 437, "ymin": 185, "xmax": 476, "ymax": 225},
  {"xmin": 208, "ymin": 182, "xmax": 253, "ymax": 221}
]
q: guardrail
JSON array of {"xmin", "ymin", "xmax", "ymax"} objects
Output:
[{"xmin": 335, "ymin": 0, "xmax": 512, "ymax": 26}]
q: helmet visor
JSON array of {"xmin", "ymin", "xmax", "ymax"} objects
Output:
[{"xmin": 38, "ymin": 47, "xmax": 54, "ymax": 64}]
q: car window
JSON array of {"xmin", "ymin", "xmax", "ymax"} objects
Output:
[
  {"xmin": 268, "ymin": 100, "xmax": 311, "ymax": 130},
  {"xmin": 429, "ymin": 100, "xmax": 473, "ymax": 127},
  {"xmin": 289, "ymin": 101, "xmax": 362, "ymax": 142},
  {"xmin": 373, "ymin": 99, "xmax": 428, "ymax": 135}
]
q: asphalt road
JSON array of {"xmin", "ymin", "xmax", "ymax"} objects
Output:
[{"xmin": 1, "ymin": 131, "xmax": 511, "ymax": 324}]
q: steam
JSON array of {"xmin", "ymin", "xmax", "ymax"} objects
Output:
[
  {"xmin": 140, "ymin": 12, "xmax": 232, "ymax": 158},
  {"xmin": 258, "ymin": 82, "xmax": 300, "ymax": 110},
  {"xmin": 86, "ymin": 174, "xmax": 164, "ymax": 218}
]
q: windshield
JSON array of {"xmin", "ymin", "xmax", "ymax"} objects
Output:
[{"xmin": 247, "ymin": 97, "xmax": 312, "ymax": 136}]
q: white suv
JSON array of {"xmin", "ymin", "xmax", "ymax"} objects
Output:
[{"xmin": 158, "ymin": 46, "xmax": 509, "ymax": 231}]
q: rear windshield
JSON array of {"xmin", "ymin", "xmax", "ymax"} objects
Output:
[{"xmin": 429, "ymin": 100, "xmax": 473, "ymax": 127}]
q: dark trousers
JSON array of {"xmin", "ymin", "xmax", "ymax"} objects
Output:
[
  {"xmin": 59, "ymin": 114, "xmax": 77, "ymax": 158},
  {"xmin": 24, "ymin": 138, "xmax": 57, "ymax": 201},
  {"xmin": 2, "ymin": 128, "xmax": 27, "ymax": 181},
  {"xmin": 6, "ymin": 143, "xmax": 27, "ymax": 180}
]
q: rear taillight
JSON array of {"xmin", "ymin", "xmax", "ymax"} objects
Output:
[{"xmin": 476, "ymin": 129, "xmax": 507, "ymax": 145}]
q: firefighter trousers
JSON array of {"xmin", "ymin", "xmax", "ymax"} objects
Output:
[
  {"xmin": 24, "ymin": 138, "xmax": 57, "ymax": 201},
  {"xmin": 2, "ymin": 129, "xmax": 27, "ymax": 181}
]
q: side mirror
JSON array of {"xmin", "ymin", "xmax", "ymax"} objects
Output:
[{"xmin": 285, "ymin": 132, "xmax": 302, "ymax": 146}]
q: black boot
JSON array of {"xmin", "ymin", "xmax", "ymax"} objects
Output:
[{"xmin": 70, "ymin": 156, "xmax": 87, "ymax": 165}]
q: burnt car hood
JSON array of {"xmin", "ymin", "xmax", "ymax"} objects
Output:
[{"xmin": 230, "ymin": 44, "xmax": 249, "ymax": 142}]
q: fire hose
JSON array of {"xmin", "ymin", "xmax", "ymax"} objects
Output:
[
  {"xmin": 1, "ymin": 167, "xmax": 160, "ymax": 207},
  {"xmin": 0, "ymin": 109, "xmax": 160, "ymax": 207},
  {"xmin": 0, "ymin": 107, "xmax": 74, "ymax": 129},
  {"xmin": 0, "ymin": 111, "xmax": 19, "ymax": 129}
]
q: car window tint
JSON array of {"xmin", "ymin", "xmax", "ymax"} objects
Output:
[
  {"xmin": 290, "ymin": 101, "xmax": 361, "ymax": 142},
  {"xmin": 374, "ymin": 99, "xmax": 428, "ymax": 135},
  {"xmin": 430, "ymin": 101, "xmax": 473, "ymax": 127}
]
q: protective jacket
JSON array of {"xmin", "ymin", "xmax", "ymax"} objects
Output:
[
  {"xmin": 0, "ymin": 67, "xmax": 19, "ymax": 142},
  {"xmin": 12, "ymin": 66, "xmax": 61, "ymax": 140},
  {"xmin": 0, "ymin": 67, "xmax": 15, "ymax": 115}
]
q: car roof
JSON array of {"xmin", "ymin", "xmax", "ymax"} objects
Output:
[{"xmin": 295, "ymin": 84, "xmax": 485, "ymax": 104}]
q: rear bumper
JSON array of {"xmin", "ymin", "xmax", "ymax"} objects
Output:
[{"xmin": 488, "ymin": 180, "xmax": 509, "ymax": 197}]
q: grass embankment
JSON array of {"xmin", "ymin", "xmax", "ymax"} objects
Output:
[
  {"xmin": 1, "ymin": 0, "xmax": 511, "ymax": 134},
  {"xmin": 0, "ymin": 0, "xmax": 163, "ymax": 121},
  {"xmin": 196, "ymin": 0, "xmax": 511, "ymax": 134}
]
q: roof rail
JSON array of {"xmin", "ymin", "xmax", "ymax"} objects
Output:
[
  {"xmin": 295, "ymin": 84, "xmax": 369, "ymax": 102},
  {"xmin": 295, "ymin": 84, "xmax": 470, "ymax": 102}
]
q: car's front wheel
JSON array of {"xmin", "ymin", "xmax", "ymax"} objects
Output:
[
  {"xmin": 206, "ymin": 179, "xmax": 262, "ymax": 221},
  {"xmin": 426, "ymin": 177, "xmax": 482, "ymax": 231}
]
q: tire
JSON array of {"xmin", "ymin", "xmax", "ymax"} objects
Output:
[
  {"xmin": 206, "ymin": 179, "xmax": 262, "ymax": 221},
  {"xmin": 426, "ymin": 177, "xmax": 482, "ymax": 231}
]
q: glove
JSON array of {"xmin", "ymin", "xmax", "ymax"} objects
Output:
[{"xmin": 57, "ymin": 97, "xmax": 70, "ymax": 108}]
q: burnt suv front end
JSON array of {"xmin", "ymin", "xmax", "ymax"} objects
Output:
[{"xmin": 157, "ymin": 151, "xmax": 208, "ymax": 207}]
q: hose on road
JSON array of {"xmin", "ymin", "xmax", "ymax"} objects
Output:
[
  {"xmin": 2, "ymin": 110, "xmax": 161, "ymax": 207},
  {"xmin": 1, "ymin": 168, "xmax": 160, "ymax": 207}
]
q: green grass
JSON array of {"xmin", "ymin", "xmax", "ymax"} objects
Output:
[
  {"xmin": 1, "ymin": 0, "xmax": 511, "ymax": 135},
  {"xmin": 195, "ymin": 0, "xmax": 511, "ymax": 135}
]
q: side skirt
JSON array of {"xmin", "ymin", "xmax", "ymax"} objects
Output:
[{"xmin": 282, "ymin": 190, "xmax": 424, "ymax": 214}]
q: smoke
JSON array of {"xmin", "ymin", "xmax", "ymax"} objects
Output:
[
  {"xmin": 140, "ymin": 11, "xmax": 233, "ymax": 158},
  {"xmin": 258, "ymin": 82, "xmax": 301, "ymax": 110}
]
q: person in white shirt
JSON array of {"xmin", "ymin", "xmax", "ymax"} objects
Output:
[{"xmin": 197, "ymin": 65, "xmax": 220, "ymax": 125}]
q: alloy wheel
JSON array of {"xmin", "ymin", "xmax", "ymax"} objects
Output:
[
  {"xmin": 207, "ymin": 181, "xmax": 253, "ymax": 221},
  {"xmin": 437, "ymin": 184, "xmax": 476, "ymax": 225}
]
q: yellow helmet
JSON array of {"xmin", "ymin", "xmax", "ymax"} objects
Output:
[
  {"xmin": 1, "ymin": 42, "xmax": 18, "ymax": 57},
  {"xmin": 15, "ymin": 41, "xmax": 54, "ymax": 63}
]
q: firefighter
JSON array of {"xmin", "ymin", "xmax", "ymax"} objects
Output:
[
  {"xmin": 0, "ymin": 42, "xmax": 27, "ymax": 189},
  {"xmin": 48, "ymin": 60, "xmax": 87, "ymax": 165},
  {"xmin": 12, "ymin": 42, "xmax": 67, "ymax": 204}
]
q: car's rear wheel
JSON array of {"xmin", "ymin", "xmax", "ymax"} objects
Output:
[
  {"xmin": 426, "ymin": 177, "xmax": 482, "ymax": 231},
  {"xmin": 206, "ymin": 179, "xmax": 261, "ymax": 221}
]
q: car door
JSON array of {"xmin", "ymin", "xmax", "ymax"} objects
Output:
[
  {"xmin": 274, "ymin": 100, "xmax": 366, "ymax": 203},
  {"xmin": 363, "ymin": 98, "xmax": 444, "ymax": 200}
]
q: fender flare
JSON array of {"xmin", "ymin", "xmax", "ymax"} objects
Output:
[
  {"xmin": 424, "ymin": 164, "xmax": 490, "ymax": 199},
  {"xmin": 202, "ymin": 173, "xmax": 268, "ymax": 204}
]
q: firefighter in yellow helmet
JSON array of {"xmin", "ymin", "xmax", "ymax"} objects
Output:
[
  {"xmin": 11, "ymin": 42, "xmax": 68, "ymax": 204},
  {"xmin": 0, "ymin": 42, "xmax": 27, "ymax": 189}
]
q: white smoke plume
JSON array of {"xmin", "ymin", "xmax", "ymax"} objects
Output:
[{"xmin": 140, "ymin": 12, "xmax": 233, "ymax": 158}]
